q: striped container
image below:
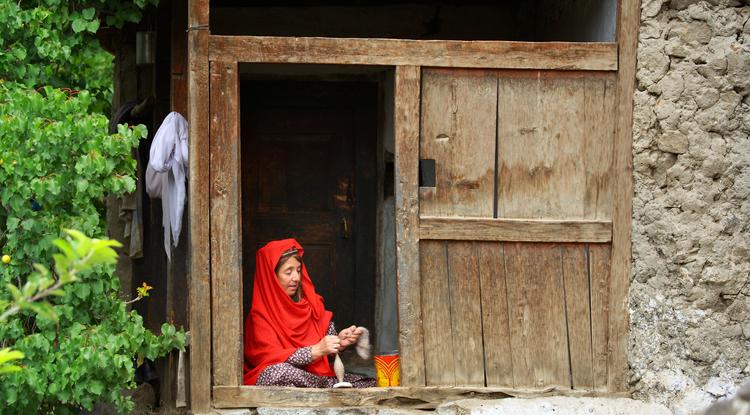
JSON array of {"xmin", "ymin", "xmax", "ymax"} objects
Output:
[{"xmin": 373, "ymin": 352, "xmax": 400, "ymax": 387}]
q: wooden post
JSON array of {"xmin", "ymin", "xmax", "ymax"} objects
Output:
[
  {"xmin": 209, "ymin": 60, "xmax": 243, "ymax": 387},
  {"xmin": 609, "ymin": 0, "xmax": 640, "ymax": 393},
  {"xmin": 394, "ymin": 65, "xmax": 426, "ymax": 387},
  {"xmin": 187, "ymin": 0, "xmax": 210, "ymax": 411}
]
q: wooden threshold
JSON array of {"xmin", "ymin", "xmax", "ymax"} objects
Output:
[
  {"xmin": 212, "ymin": 385, "xmax": 621, "ymax": 409},
  {"xmin": 419, "ymin": 216, "xmax": 612, "ymax": 243},
  {"xmin": 208, "ymin": 36, "xmax": 618, "ymax": 71}
]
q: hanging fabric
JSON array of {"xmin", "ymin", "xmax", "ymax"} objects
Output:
[
  {"xmin": 107, "ymin": 99, "xmax": 146, "ymax": 259},
  {"xmin": 146, "ymin": 111, "xmax": 189, "ymax": 260}
]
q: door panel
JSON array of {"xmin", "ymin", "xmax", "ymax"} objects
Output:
[{"xmin": 417, "ymin": 68, "xmax": 617, "ymax": 390}]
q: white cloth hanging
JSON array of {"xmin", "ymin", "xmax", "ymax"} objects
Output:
[{"xmin": 146, "ymin": 112, "xmax": 188, "ymax": 260}]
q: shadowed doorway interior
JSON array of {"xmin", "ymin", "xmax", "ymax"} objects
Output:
[{"xmin": 240, "ymin": 79, "xmax": 378, "ymax": 357}]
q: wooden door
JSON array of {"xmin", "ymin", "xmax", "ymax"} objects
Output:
[
  {"xmin": 417, "ymin": 68, "xmax": 617, "ymax": 390},
  {"xmin": 241, "ymin": 81, "xmax": 377, "ymax": 332}
]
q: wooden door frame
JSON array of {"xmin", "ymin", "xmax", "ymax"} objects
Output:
[{"xmin": 187, "ymin": 0, "xmax": 640, "ymax": 411}]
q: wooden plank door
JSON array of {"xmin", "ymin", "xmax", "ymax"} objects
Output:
[
  {"xmin": 241, "ymin": 81, "xmax": 377, "ymax": 332},
  {"xmin": 417, "ymin": 67, "xmax": 618, "ymax": 391}
]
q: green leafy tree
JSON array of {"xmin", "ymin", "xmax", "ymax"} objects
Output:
[
  {"xmin": 0, "ymin": 82, "xmax": 185, "ymax": 414},
  {"xmin": 0, "ymin": 0, "xmax": 158, "ymax": 113},
  {"xmin": 0, "ymin": 230, "xmax": 122, "ymax": 374},
  {"xmin": 0, "ymin": 1, "xmax": 187, "ymax": 413}
]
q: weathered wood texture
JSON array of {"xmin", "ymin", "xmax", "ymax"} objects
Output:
[
  {"xmin": 188, "ymin": 0, "xmax": 208, "ymax": 29},
  {"xmin": 393, "ymin": 65, "xmax": 425, "ymax": 387},
  {"xmin": 420, "ymin": 241, "xmax": 454, "ymax": 386},
  {"xmin": 418, "ymin": 69, "xmax": 616, "ymax": 221},
  {"xmin": 477, "ymin": 242, "xmax": 513, "ymax": 387},
  {"xmin": 505, "ymin": 243, "xmax": 570, "ymax": 389},
  {"xmin": 608, "ymin": 0, "xmax": 640, "ymax": 393},
  {"xmin": 209, "ymin": 36, "xmax": 618, "ymax": 71},
  {"xmin": 419, "ymin": 217, "xmax": 612, "ymax": 243},
  {"xmin": 212, "ymin": 385, "xmax": 621, "ymax": 409},
  {"xmin": 186, "ymin": 0, "xmax": 209, "ymax": 409},
  {"xmin": 171, "ymin": 0, "xmax": 188, "ymax": 116},
  {"xmin": 590, "ymin": 244, "xmax": 612, "ymax": 390},
  {"xmin": 420, "ymin": 69, "xmax": 497, "ymax": 217},
  {"xmin": 416, "ymin": 69, "xmax": 619, "ymax": 391},
  {"xmin": 209, "ymin": 60, "xmax": 243, "ymax": 387},
  {"xmin": 446, "ymin": 242, "xmax": 485, "ymax": 386},
  {"xmin": 496, "ymin": 72, "xmax": 616, "ymax": 220},
  {"xmin": 561, "ymin": 245, "xmax": 594, "ymax": 390},
  {"xmin": 418, "ymin": 241, "xmax": 611, "ymax": 391}
]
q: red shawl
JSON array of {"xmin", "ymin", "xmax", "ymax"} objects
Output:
[{"xmin": 243, "ymin": 239, "xmax": 334, "ymax": 385}]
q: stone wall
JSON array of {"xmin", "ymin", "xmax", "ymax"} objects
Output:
[{"xmin": 631, "ymin": 0, "xmax": 750, "ymax": 413}]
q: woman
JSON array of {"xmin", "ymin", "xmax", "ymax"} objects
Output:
[{"xmin": 243, "ymin": 238, "xmax": 375, "ymax": 387}]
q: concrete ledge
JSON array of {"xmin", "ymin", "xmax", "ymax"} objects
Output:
[
  {"xmin": 213, "ymin": 397, "xmax": 673, "ymax": 415},
  {"xmin": 435, "ymin": 397, "xmax": 673, "ymax": 415}
]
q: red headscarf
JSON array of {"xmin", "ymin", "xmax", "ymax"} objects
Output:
[{"xmin": 243, "ymin": 239, "xmax": 334, "ymax": 385}]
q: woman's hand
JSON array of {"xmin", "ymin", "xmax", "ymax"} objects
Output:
[
  {"xmin": 338, "ymin": 325, "xmax": 363, "ymax": 349},
  {"xmin": 311, "ymin": 335, "xmax": 341, "ymax": 360}
]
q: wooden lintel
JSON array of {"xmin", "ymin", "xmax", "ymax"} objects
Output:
[
  {"xmin": 212, "ymin": 385, "xmax": 624, "ymax": 409},
  {"xmin": 208, "ymin": 36, "xmax": 618, "ymax": 71},
  {"xmin": 419, "ymin": 217, "xmax": 612, "ymax": 243}
]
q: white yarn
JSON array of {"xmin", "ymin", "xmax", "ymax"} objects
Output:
[{"xmin": 355, "ymin": 327, "xmax": 371, "ymax": 360}]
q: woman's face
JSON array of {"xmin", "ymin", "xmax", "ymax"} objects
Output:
[{"xmin": 275, "ymin": 256, "xmax": 302, "ymax": 297}]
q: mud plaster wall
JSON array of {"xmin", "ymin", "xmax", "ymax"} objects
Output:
[{"xmin": 630, "ymin": 1, "xmax": 750, "ymax": 413}]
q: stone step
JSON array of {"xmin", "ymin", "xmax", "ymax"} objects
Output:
[{"xmin": 213, "ymin": 397, "xmax": 673, "ymax": 415}]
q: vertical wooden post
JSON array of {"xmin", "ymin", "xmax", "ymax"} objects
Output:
[
  {"xmin": 609, "ymin": 0, "xmax": 640, "ymax": 393},
  {"xmin": 394, "ymin": 65, "xmax": 426, "ymax": 387},
  {"xmin": 171, "ymin": 0, "xmax": 188, "ymax": 116},
  {"xmin": 209, "ymin": 60, "xmax": 243, "ymax": 387},
  {"xmin": 187, "ymin": 0, "xmax": 210, "ymax": 411}
]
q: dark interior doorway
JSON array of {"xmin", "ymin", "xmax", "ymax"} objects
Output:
[{"xmin": 241, "ymin": 80, "xmax": 378, "ymax": 338}]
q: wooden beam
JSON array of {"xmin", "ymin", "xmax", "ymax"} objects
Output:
[
  {"xmin": 211, "ymin": 385, "xmax": 618, "ymax": 409},
  {"xmin": 394, "ymin": 66, "xmax": 425, "ymax": 387},
  {"xmin": 188, "ymin": 0, "xmax": 208, "ymax": 32},
  {"xmin": 209, "ymin": 60, "xmax": 243, "ymax": 387},
  {"xmin": 608, "ymin": 0, "xmax": 640, "ymax": 393},
  {"xmin": 208, "ymin": 36, "xmax": 618, "ymax": 71},
  {"xmin": 419, "ymin": 217, "xmax": 612, "ymax": 243},
  {"xmin": 187, "ymin": 0, "xmax": 210, "ymax": 411}
]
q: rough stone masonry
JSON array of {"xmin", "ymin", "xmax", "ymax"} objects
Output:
[{"xmin": 631, "ymin": 0, "xmax": 750, "ymax": 413}]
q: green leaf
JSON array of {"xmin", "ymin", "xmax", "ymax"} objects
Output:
[
  {"xmin": 0, "ymin": 348, "xmax": 25, "ymax": 365},
  {"xmin": 27, "ymin": 302, "xmax": 58, "ymax": 322},
  {"xmin": 6, "ymin": 217, "xmax": 20, "ymax": 231},
  {"xmin": 12, "ymin": 47, "xmax": 27, "ymax": 61},
  {"xmin": 81, "ymin": 8, "xmax": 96, "ymax": 20},
  {"xmin": 6, "ymin": 284, "xmax": 23, "ymax": 301},
  {"xmin": 87, "ymin": 19, "xmax": 100, "ymax": 33},
  {"xmin": 0, "ymin": 365, "xmax": 23, "ymax": 375},
  {"xmin": 21, "ymin": 219, "xmax": 35, "ymax": 231},
  {"xmin": 88, "ymin": 380, "xmax": 104, "ymax": 396},
  {"xmin": 52, "ymin": 238, "xmax": 75, "ymax": 260},
  {"xmin": 73, "ymin": 283, "xmax": 90, "ymax": 300},
  {"xmin": 71, "ymin": 18, "xmax": 87, "ymax": 33}
]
